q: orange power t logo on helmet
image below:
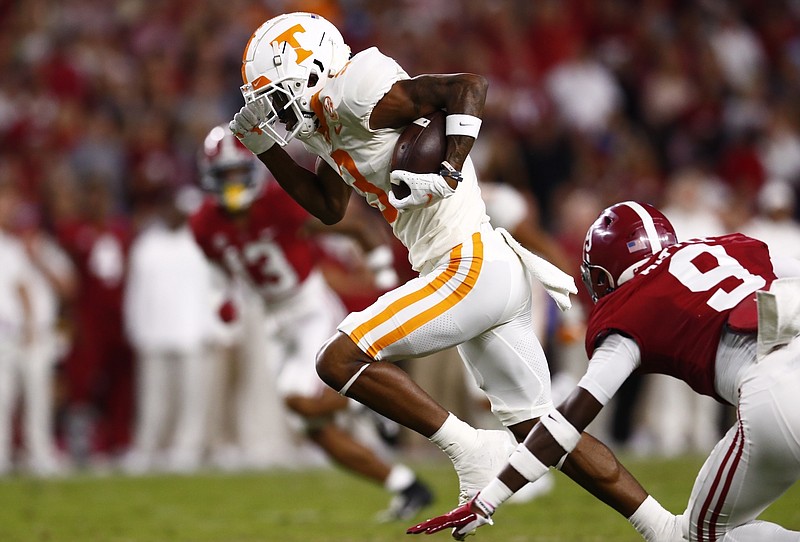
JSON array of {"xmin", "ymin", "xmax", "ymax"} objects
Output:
[
  {"xmin": 241, "ymin": 23, "xmax": 312, "ymax": 84},
  {"xmin": 273, "ymin": 24, "xmax": 312, "ymax": 65}
]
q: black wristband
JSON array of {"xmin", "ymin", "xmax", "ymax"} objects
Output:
[{"xmin": 439, "ymin": 161, "xmax": 463, "ymax": 183}]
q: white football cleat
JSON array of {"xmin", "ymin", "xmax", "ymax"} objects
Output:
[{"xmin": 451, "ymin": 429, "xmax": 516, "ymax": 505}]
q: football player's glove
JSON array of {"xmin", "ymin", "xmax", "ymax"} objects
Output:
[
  {"xmin": 388, "ymin": 170, "xmax": 456, "ymax": 211},
  {"xmin": 407, "ymin": 495, "xmax": 493, "ymax": 539},
  {"xmin": 229, "ymin": 99, "xmax": 278, "ymax": 155}
]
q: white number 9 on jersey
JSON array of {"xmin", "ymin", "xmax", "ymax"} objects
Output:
[{"xmin": 668, "ymin": 243, "xmax": 767, "ymax": 312}]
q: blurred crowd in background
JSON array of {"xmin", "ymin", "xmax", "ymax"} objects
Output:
[{"xmin": 2, "ymin": 0, "xmax": 800, "ymax": 477}]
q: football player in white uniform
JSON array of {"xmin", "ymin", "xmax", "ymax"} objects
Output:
[{"xmin": 229, "ymin": 12, "xmax": 651, "ymax": 513}]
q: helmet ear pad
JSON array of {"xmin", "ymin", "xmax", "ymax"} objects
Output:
[{"xmin": 581, "ymin": 201, "xmax": 678, "ymax": 302}]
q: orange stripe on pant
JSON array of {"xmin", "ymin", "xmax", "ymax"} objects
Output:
[{"xmin": 348, "ymin": 232, "xmax": 484, "ymax": 358}]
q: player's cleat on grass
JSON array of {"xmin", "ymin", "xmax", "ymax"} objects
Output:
[
  {"xmin": 376, "ymin": 479, "xmax": 434, "ymax": 522},
  {"xmin": 369, "ymin": 409, "xmax": 402, "ymax": 448},
  {"xmin": 452, "ymin": 429, "xmax": 516, "ymax": 505}
]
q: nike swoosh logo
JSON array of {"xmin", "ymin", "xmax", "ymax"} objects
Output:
[
  {"xmin": 458, "ymin": 121, "xmax": 475, "ymax": 126},
  {"xmin": 424, "ymin": 193, "xmax": 433, "ymax": 205}
]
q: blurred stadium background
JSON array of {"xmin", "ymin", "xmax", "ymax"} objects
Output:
[{"xmin": 1, "ymin": 0, "xmax": 800, "ymax": 539}]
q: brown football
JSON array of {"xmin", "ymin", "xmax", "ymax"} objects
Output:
[{"xmin": 389, "ymin": 110, "xmax": 447, "ymax": 199}]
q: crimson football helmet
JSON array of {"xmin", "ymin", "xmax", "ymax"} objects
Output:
[
  {"xmin": 239, "ymin": 12, "xmax": 351, "ymax": 145},
  {"xmin": 199, "ymin": 124, "xmax": 266, "ymax": 212},
  {"xmin": 581, "ymin": 201, "xmax": 678, "ymax": 302}
]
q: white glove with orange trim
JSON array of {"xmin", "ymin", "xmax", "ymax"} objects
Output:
[
  {"xmin": 388, "ymin": 170, "xmax": 456, "ymax": 211},
  {"xmin": 229, "ymin": 99, "xmax": 277, "ymax": 155}
]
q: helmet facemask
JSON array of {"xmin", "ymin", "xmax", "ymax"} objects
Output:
[
  {"xmin": 199, "ymin": 124, "xmax": 265, "ymax": 213},
  {"xmin": 581, "ymin": 260, "xmax": 616, "ymax": 303},
  {"xmin": 240, "ymin": 52, "xmax": 320, "ymax": 145},
  {"xmin": 206, "ymin": 163, "xmax": 261, "ymax": 213}
]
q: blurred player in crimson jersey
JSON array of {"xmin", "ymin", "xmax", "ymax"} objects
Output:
[
  {"xmin": 56, "ymin": 177, "xmax": 134, "ymax": 466},
  {"xmin": 189, "ymin": 124, "xmax": 432, "ymax": 521},
  {"xmin": 410, "ymin": 201, "xmax": 800, "ymax": 542}
]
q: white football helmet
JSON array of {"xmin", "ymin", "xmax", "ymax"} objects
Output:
[
  {"xmin": 240, "ymin": 12, "xmax": 351, "ymax": 145},
  {"xmin": 199, "ymin": 124, "xmax": 266, "ymax": 212}
]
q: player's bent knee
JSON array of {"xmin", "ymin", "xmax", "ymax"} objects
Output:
[
  {"xmin": 315, "ymin": 333, "xmax": 343, "ymax": 386},
  {"xmin": 315, "ymin": 332, "xmax": 362, "ymax": 388},
  {"xmin": 316, "ymin": 332, "xmax": 377, "ymax": 396}
]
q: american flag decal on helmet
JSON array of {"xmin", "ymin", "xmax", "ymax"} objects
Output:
[{"xmin": 627, "ymin": 239, "xmax": 647, "ymax": 252}]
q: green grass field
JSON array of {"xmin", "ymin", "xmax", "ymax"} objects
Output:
[{"xmin": 1, "ymin": 455, "xmax": 798, "ymax": 542}]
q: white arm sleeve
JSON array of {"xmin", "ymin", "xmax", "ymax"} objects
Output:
[
  {"xmin": 577, "ymin": 334, "xmax": 642, "ymax": 406},
  {"xmin": 771, "ymin": 255, "xmax": 800, "ymax": 279}
]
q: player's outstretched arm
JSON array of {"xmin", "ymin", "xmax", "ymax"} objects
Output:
[
  {"xmin": 550, "ymin": 392, "xmax": 649, "ymax": 516},
  {"xmin": 409, "ymin": 386, "xmax": 678, "ymax": 540}
]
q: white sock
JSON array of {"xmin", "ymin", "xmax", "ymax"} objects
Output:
[
  {"xmin": 385, "ymin": 464, "xmax": 415, "ymax": 493},
  {"xmin": 628, "ymin": 495, "xmax": 678, "ymax": 542},
  {"xmin": 429, "ymin": 413, "xmax": 477, "ymax": 460}
]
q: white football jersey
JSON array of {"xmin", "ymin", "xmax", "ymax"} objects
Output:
[{"xmin": 300, "ymin": 47, "xmax": 490, "ymax": 272}]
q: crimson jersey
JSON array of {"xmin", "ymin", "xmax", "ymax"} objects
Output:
[
  {"xmin": 56, "ymin": 217, "xmax": 131, "ymax": 327},
  {"xmin": 190, "ymin": 181, "xmax": 318, "ymax": 302},
  {"xmin": 585, "ymin": 234, "xmax": 777, "ymax": 400}
]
